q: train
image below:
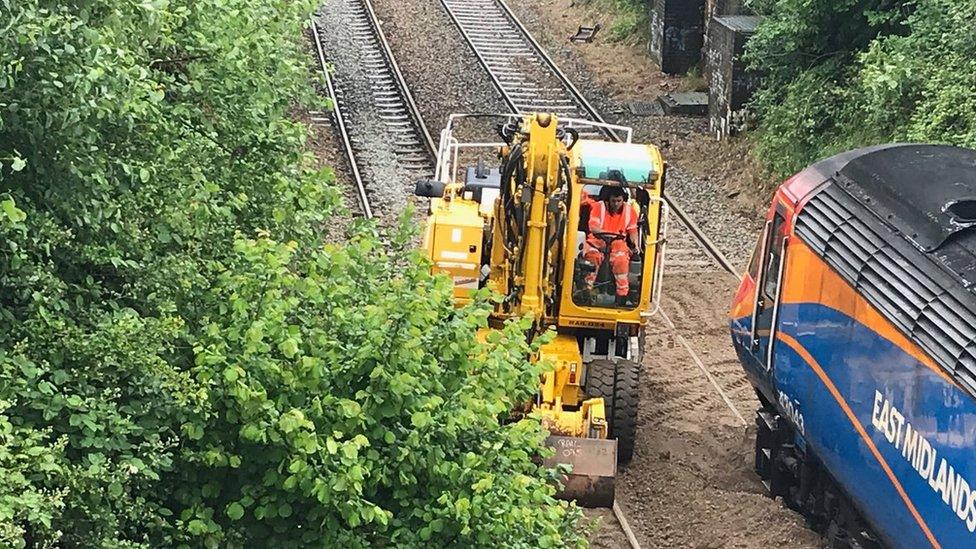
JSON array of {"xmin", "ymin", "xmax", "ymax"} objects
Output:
[{"xmin": 729, "ymin": 144, "xmax": 976, "ymax": 549}]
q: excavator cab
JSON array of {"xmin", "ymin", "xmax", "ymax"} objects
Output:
[
  {"xmin": 415, "ymin": 113, "xmax": 668, "ymax": 507},
  {"xmin": 572, "ymin": 184, "xmax": 655, "ymax": 309}
]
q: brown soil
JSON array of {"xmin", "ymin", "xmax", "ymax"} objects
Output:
[
  {"xmin": 606, "ymin": 271, "xmax": 820, "ymax": 548},
  {"xmin": 524, "ymin": 0, "xmax": 677, "ymax": 100},
  {"xmin": 584, "ymin": 508, "xmax": 633, "ymax": 548}
]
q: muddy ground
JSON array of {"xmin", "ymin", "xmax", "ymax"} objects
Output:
[{"xmin": 615, "ymin": 271, "xmax": 819, "ymax": 548}]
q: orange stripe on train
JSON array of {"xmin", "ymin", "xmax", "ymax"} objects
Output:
[
  {"xmin": 777, "ymin": 332, "xmax": 941, "ymax": 549},
  {"xmin": 781, "ymin": 239, "xmax": 954, "ymax": 386}
]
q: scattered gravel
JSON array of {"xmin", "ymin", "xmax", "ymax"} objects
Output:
[
  {"xmin": 665, "ymin": 166, "xmax": 756, "ymax": 271},
  {"xmin": 370, "ymin": 0, "xmax": 509, "ymax": 142},
  {"xmin": 314, "ymin": 0, "xmax": 432, "ymax": 223}
]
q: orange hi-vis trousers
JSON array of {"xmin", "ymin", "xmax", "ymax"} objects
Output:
[{"xmin": 583, "ymin": 237, "xmax": 631, "ymax": 296}]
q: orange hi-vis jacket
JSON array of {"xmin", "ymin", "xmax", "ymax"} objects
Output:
[
  {"xmin": 588, "ymin": 200, "xmax": 638, "ymax": 239},
  {"xmin": 583, "ymin": 199, "xmax": 638, "ymax": 297}
]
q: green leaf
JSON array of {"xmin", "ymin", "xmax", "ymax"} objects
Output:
[
  {"xmin": 187, "ymin": 519, "xmax": 208, "ymax": 536},
  {"xmin": 410, "ymin": 411, "xmax": 431, "ymax": 428},
  {"xmin": 10, "ymin": 157, "xmax": 26, "ymax": 171},
  {"xmin": 278, "ymin": 502, "xmax": 292, "ymax": 518},
  {"xmin": 226, "ymin": 502, "xmax": 244, "ymax": 521},
  {"xmin": 279, "ymin": 338, "xmax": 299, "ymax": 358},
  {"xmin": 223, "ymin": 367, "xmax": 239, "ymax": 382},
  {"xmin": 1, "ymin": 198, "xmax": 26, "ymax": 223},
  {"xmin": 183, "ymin": 422, "xmax": 204, "ymax": 441}
]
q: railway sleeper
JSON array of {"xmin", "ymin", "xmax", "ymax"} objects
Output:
[{"xmin": 754, "ymin": 402, "xmax": 884, "ymax": 549}]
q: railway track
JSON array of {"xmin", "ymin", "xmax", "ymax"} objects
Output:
[
  {"xmin": 437, "ymin": 0, "xmax": 738, "ymax": 278},
  {"xmin": 310, "ymin": 0, "xmax": 436, "ymax": 218}
]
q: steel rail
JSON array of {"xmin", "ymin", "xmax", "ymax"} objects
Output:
[
  {"xmin": 358, "ymin": 0, "xmax": 437, "ymax": 158},
  {"xmin": 309, "ymin": 0, "xmax": 437, "ymax": 219},
  {"xmin": 441, "ymin": 0, "xmax": 739, "ymax": 277},
  {"xmin": 310, "ymin": 19, "xmax": 373, "ymax": 219}
]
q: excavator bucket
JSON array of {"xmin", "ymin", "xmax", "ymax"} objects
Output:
[{"xmin": 544, "ymin": 435, "xmax": 617, "ymax": 508}]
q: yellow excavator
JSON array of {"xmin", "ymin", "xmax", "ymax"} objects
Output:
[{"xmin": 414, "ymin": 113, "xmax": 667, "ymax": 506}]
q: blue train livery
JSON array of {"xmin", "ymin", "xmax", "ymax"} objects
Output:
[{"xmin": 730, "ymin": 144, "xmax": 976, "ymax": 549}]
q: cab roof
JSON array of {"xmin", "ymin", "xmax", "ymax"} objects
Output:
[
  {"xmin": 791, "ymin": 144, "xmax": 976, "ymax": 393},
  {"xmin": 573, "ymin": 140, "xmax": 662, "ymax": 186}
]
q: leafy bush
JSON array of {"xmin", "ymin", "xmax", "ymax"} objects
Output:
[
  {"xmin": 743, "ymin": 0, "xmax": 976, "ymax": 175},
  {"xmin": 175, "ymin": 228, "xmax": 585, "ymax": 547},
  {"xmin": 0, "ymin": 0, "xmax": 584, "ymax": 546},
  {"xmin": 0, "ymin": 398, "xmax": 65, "ymax": 549},
  {"xmin": 575, "ymin": 0, "xmax": 649, "ymax": 43}
]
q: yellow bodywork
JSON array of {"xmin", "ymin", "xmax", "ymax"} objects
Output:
[
  {"xmin": 538, "ymin": 334, "xmax": 608, "ymax": 438},
  {"xmin": 417, "ymin": 113, "xmax": 665, "ymax": 505},
  {"xmin": 424, "ymin": 196, "xmax": 483, "ymax": 305}
]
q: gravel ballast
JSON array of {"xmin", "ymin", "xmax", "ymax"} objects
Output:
[
  {"xmin": 370, "ymin": 0, "xmax": 510, "ymax": 142},
  {"xmin": 314, "ymin": 0, "xmax": 434, "ymax": 222}
]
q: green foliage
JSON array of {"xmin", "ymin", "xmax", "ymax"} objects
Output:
[
  {"xmin": 858, "ymin": 0, "xmax": 976, "ymax": 145},
  {"xmin": 0, "ymin": 0, "xmax": 585, "ymax": 546},
  {"xmin": 0, "ymin": 398, "xmax": 65, "ymax": 548},
  {"xmin": 174, "ymin": 226, "xmax": 586, "ymax": 547},
  {"xmin": 744, "ymin": 0, "xmax": 902, "ymax": 172},
  {"xmin": 576, "ymin": 0, "xmax": 648, "ymax": 43},
  {"xmin": 750, "ymin": 0, "xmax": 976, "ymax": 175}
]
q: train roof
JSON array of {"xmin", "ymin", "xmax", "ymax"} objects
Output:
[
  {"xmin": 790, "ymin": 144, "xmax": 976, "ymax": 393},
  {"xmin": 791, "ymin": 144, "xmax": 976, "ymax": 250}
]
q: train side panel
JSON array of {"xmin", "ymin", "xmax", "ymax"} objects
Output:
[{"xmin": 736, "ymin": 237, "xmax": 976, "ymax": 548}]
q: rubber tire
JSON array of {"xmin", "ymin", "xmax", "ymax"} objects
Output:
[{"xmin": 585, "ymin": 358, "xmax": 640, "ymax": 464}]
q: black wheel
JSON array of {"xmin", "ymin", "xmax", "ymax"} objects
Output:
[{"xmin": 585, "ymin": 358, "xmax": 640, "ymax": 464}]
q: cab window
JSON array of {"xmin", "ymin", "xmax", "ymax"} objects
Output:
[
  {"xmin": 572, "ymin": 185, "xmax": 648, "ymax": 309},
  {"xmin": 747, "ymin": 237, "xmax": 762, "ymax": 280},
  {"xmin": 763, "ymin": 212, "xmax": 787, "ymax": 300}
]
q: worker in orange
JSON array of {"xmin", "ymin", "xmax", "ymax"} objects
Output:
[{"xmin": 583, "ymin": 186, "xmax": 638, "ymax": 306}]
